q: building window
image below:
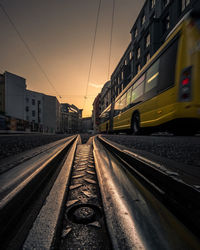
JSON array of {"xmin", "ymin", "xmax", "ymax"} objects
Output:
[
  {"xmin": 26, "ymin": 97, "xmax": 29, "ymax": 103},
  {"xmin": 124, "ymin": 58, "xmax": 128, "ymax": 65},
  {"xmin": 182, "ymin": 0, "xmax": 190, "ymax": 11},
  {"xmin": 150, "ymin": 0, "xmax": 156, "ymax": 9},
  {"xmin": 141, "ymin": 13, "xmax": 146, "ymax": 26},
  {"xmin": 137, "ymin": 64, "xmax": 141, "ymax": 74},
  {"xmin": 129, "ymin": 51, "xmax": 133, "ymax": 60},
  {"xmin": 137, "ymin": 47, "xmax": 141, "ymax": 59},
  {"xmin": 26, "ymin": 116, "xmax": 29, "ymax": 121},
  {"xmin": 135, "ymin": 28, "xmax": 138, "ymax": 38},
  {"xmin": 163, "ymin": 14, "xmax": 170, "ymax": 33},
  {"xmin": 164, "ymin": 0, "xmax": 170, "ymax": 7},
  {"xmin": 32, "ymin": 99, "xmax": 35, "ymax": 105},
  {"xmin": 32, "ymin": 110, "xmax": 35, "ymax": 117},
  {"xmin": 146, "ymin": 33, "xmax": 151, "ymax": 48},
  {"xmin": 25, "ymin": 106, "xmax": 29, "ymax": 112},
  {"xmin": 146, "ymin": 53, "xmax": 151, "ymax": 64},
  {"xmin": 121, "ymin": 71, "xmax": 124, "ymax": 80},
  {"xmin": 118, "ymin": 76, "xmax": 120, "ymax": 84}
]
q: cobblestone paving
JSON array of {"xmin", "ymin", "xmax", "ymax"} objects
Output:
[
  {"xmin": 103, "ymin": 134, "xmax": 200, "ymax": 167},
  {"xmin": 0, "ymin": 134, "xmax": 72, "ymax": 160}
]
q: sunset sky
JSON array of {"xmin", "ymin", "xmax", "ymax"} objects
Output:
[{"xmin": 0, "ymin": 0, "xmax": 144, "ymax": 117}]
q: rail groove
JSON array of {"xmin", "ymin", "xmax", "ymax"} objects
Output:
[{"xmin": 97, "ymin": 135, "xmax": 200, "ymax": 239}]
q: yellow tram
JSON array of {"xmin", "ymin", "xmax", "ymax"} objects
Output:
[{"xmin": 99, "ymin": 11, "xmax": 200, "ymax": 135}]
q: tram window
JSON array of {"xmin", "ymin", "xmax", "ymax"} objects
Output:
[
  {"xmin": 126, "ymin": 88, "xmax": 132, "ymax": 106},
  {"xmin": 145, "ymin": 59, "xmax": 160, "ymax": 93},
  {"xmin": 120, "ymin": 94, "xmax": 127, "ymax": 111},
  {"xmin": 114, "ymin": 99, "xmax": 121, "ymax": 116},
  {"xmin": 158, "ymin": 38, "xmax": 178, "ymax": 92},
  {"xmin": 131, "ymin": 75, "xmax": 145, "ymax": 103}
]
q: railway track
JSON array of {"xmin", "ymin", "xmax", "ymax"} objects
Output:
[
  {"xmin": 0, "ymin": 135, "xmax": 199, "ymax": 249},
  {"xmin": 0, "ymin": 135, "xmax": 78, "ymax": 249}
]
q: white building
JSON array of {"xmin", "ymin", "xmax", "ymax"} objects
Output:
[
  {"xmin": 25, "ymin": 90, "xmax": 60, "ymax": 133},
  {"xmin": 25, "ymin": 90, "xmax": 43, "ymax": 131},
  {"xmin": 43, "ymin": 94, "xmax": 60, "ymax": 133},
  {"xmin": 1, "ymin": 71, "xmax": 61, "ymax": 133}
]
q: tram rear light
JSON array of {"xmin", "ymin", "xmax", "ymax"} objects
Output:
[
  {"xmin": 181, "ymin": 77, "xmax": 189, "ymax": 85},
  {"xmin": 179, "ymin": 66, "xmax": 192, "ymax": 101}
]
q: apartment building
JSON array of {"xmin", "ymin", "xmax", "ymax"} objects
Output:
[{"xmin": 110, "ymin": 0, "xmax": 200, "ymax": 102}]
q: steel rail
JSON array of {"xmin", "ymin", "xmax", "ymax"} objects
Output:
[
  {"xmin": 96, "ymin": 135, "xmax": 200, "ymax": 246},
  {"xmin": 23, "ymin": 135, "xmax": 81, "ymax": 250},
  {"xmin": 0, "ymin": 135, "xmax": 78, "ymax": 249}
]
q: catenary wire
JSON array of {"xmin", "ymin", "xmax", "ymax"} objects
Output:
[
  {"xmin": 83, "ymin": 0, "xmax": 102, "ymax": 110},
  {"xmin": 107, "ymin": 0, "xmax": 115, "ymax": 79},
  {"xmin": 0, "ymin": 3, "xmax": 62, "ymax": 100}
]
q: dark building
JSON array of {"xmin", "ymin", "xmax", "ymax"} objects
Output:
[
  {"xmin": 110, "ymin": 0, "xmax": 200, "ymax": 102},
  {"xmin": 100, "ymin": 81, "xmax": 111, "ymax": 113},
  {"xmin": 81, "ymin": 117, "xmax": 93, "ymax": 133},
  {"xmin": 111, "ymin": 43, "xmax": 133, "ymax": 102},
  {"xmin": 60, "ymin": 103, "xmax": 82, "ymax": 133},
  {"xmin": 92, "ymin": 94, "xmax": 101, "ymax": 133}
]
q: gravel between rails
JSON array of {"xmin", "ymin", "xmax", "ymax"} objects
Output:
[{"xmin": 102, "ymin": 134, "xmax": 200, "ymax": 167}]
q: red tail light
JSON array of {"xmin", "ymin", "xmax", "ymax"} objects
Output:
[
  {"xmin": 182, "ymin": 78, "xmax": 189, "ymax": 85},
  {"xmin": 179, "ymin": 66, "xmax": 192, "ymax": 101}
]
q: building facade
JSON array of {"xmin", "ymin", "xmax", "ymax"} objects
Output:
[
  {"xmin": 92, "ymin": 93, "xmax": 101, "ymax": 133},
  {"xmin": 99, "ymin": 81, "xmax": 111, "ymax": 114},
  {"xmin": 0, "ymin": 71, "xmax": 63, "ymax": 133},
  {"xmin": 110, "ymin": 0, "xmax": 200, "ymax": 102},
  {"xmin": 43, "ymin": 94, "xmax": 61, "ymax": 133},
  {"xmin": 0, "ymin": 71, "xmax": 27, "ymax": 120},
  {"xmin": 25, "ymin": 90, "xmax": 43, "ymax": 131},
  {"xmin": 81, "ymin": 117, "xmax": 93, "ymax": 133},
  {"xmin": 60, "ymin": 103, "xmax": 82, "ymax": 133}
]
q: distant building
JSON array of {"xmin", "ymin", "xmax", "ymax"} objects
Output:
[
  {"xmin": 0, "ymin": 71, "xmax": 62, "ymax": 133},
  {"xmin": 0, "ymin": 71, "xmax": 26, "ymax": 120},
  {"xmin": 110, "ymin": 0, "xmax": 200, "ymax": 101},
  {"xmin": 60, "ymin": 103, "xmax": 82, "ymax": 133},
  {"xmin": 99, "ymin": 81, "xmax": 111, "ymax": 114},
  {"xmin": 82, "ymin": 117, "xmax": 93, "ymax": 133},
  {"xmin": 25, "ymin": 90, "xmax": 43, "ymax": 131},
  {"xmin": 43, "ymin": 94, "xmax": 61, "ymax": 133},
  {"xmin": 111, "ymin": 43, "xmax": 133, "ymax": 102},
  {"xmin": 25, "ymin": 90, "xmax": 61, "ymax": 133},
  {"xmin": 92, "ymin": 94, "xmax": 101, "ymax": 133}
]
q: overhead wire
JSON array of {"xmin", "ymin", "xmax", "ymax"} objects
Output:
[
  {"xmin": 0, "ymin": 3, "xmax": 62, "ymax": 100},
  {"xmin": 107, "ymin": 0, "xmax": 115, "ymax": 79},
  {"xmin": 82, "ymin": 0, "xmax": 102, "ymax": 111}
]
